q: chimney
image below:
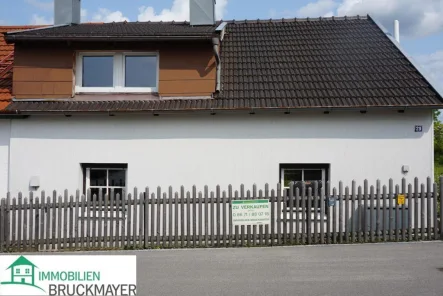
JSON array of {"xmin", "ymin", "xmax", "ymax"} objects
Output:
[
  {"xmin": 394, "ymin": 20, "xmax": 400, "ymax": 43},
  {"xmin": 190, "ymin": 0, "xmax": 216, "ymax": 26},
  {"xmin": 55, "ymin": 0, "xmax": 81, "ymax": 25}
]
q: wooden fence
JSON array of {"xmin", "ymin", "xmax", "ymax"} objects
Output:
[{"xmin": 0, "ymin": 177, "xmax": 442, "ymax": 252}]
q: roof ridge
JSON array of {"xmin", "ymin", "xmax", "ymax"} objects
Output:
[{"xmin": 221, "ymin": 15, "xmax": 368, "ymax": 24}]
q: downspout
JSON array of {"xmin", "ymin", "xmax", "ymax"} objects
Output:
[{"xmin": 212, "ymin": 37, "xmax": 221, "ymax": 92}]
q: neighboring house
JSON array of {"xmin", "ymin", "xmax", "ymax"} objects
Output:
[{"xmin": 0, "ymin": 0, "xmax": 443, "ymax": 197}]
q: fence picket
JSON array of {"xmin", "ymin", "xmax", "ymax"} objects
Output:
[
  {"xmin": 80, "ymin": 193, "xmax": 86, "ymax": 249},
  {"xmin": 0, "ymin": 198, "xmax": 5, "ymax": 252},
  {"xmin": 56, "ymin": 195, "xmax": 61, "ymax": 250},
  {"xmin": 173, "ymin": 191, "xmax": 178, "ymax": 248},
  {"xmin": 35, "ymin": 196, "xmax": 40, "ymax": 251},
  {"xmin": 276, "ymin": 184, "xmax": 281, "ymax": 245},
  {"xmin": 376, "ymin": 180, "xmax": 381, "ymax": 241},
  {"xmin": 295, "ymin": 188, "xmax": 300, "ymax": 245},
  {"xmin": 86, "ymin": 190, "xmax": 91, "ymax": 249},
  {"xmin": 163, "ymin": 192, "xmax": 167, "ymax": 247},
  {"xmin": 200, "ymin": 191, "xmax": 204, "ymax": 247},
  {"xmin": 116, "ymin": 191, "xmax": 122, "ymax": 248},
  {"xmin": 414, "ymin": 178, "xmax": 419, "ymax": 241},
  {"xmin": 382, "ymin": 185, "xmax": 387, "ymax": 242},
  {"xmin": 17, "ymin": 194, "xmax": 22, "ymax": 251},
  {"xmin": 234, "ymin": 190, "xmax": 239, "ymax": 247},
  {"xmin": 401, "ymin": 179, "xmax": 406, "ymax": 241},
  {"xmin": 109, "ymin": 190, "xmax": 115, "ymax": 248},
  {"xmin": 131, "ymin": 190, "xmax": 137, "ymax": 248},
  {"xmin": 74, "ymin": 191, "xmax": 79, "ymax": 250},
  {"xmin": 307, "ymin": 187, "xmax": 312, "ymax": 245},
  {"xmin": 357, "ymin": 186, "xmax": 362, "ymax": 243},
  {"xmin": 282, "ymin": 186, "xmax": 287, "ymax": 245},
  {"xmin": 23, "ymin": 196, "xmax": 29, "ymax": 251},
  {"xmin": 370, "ymin": 186, "xmax": 375, "ymax": 243},
  {"xmin": 433, "ymin": 183, "xmax": 438, "ymax": 240},
  {"xmin": 29, "ymin": 193, "xmax": 34, "ymax": 251},
  {"xmin": 314, "ymin": 182, "xmax": 319, "ymax": 245},
  {"xmin": 326, "ymin": 182, "xmax": 331, "ymax": 244},
  {"xmin": 92, "ymin": 192, "xmax": 97, "ymax": 248},
  {"xmin": 420, "ymin": 184, "xmax": 426, "ymax": 240},
  {"xmin": 301, "ymin": 184, "xmax": 306, "ymax": 244},
  {"xmin": 45, "ymin": 196, "xmax": 50, "ymax": 250},
  {"xmin": 210, "ymin": 190, "xmax": 214, "ymax": 247},
  {"xmin": 345, "ymin": 186, "xmax": 349, "ymax": 243},
  {"xmin": 264, "ymin": 185, "xmax": 269, "ymax": 246},
  {"xmin": 62, "ymin": 192, "xmax": 68, "ymax": 249},
  {"xmin": 338, "ymin": 182, "xmax": 343, "ymax": 244},
  {"xmin": 389, "ymin": 180, "xmax": 394, "ymax": 241},
  {"xmin": 395, "ymin": 184, "xmax": 399, "ymax": 242},
  {"xmin": 320, "ymin": 184, "xmax": 325, "ymax": 244},
  {"xmin": 351, "ymin": 181, "xmax": 356, "ymax": 243},
  {"xmin": 103, "ymin": 192, "xmax": 109, "ymax": 248},
  {"xmin": 408, "ymin": 184, "xmax": 412, "ymax": 241},
  {"xmin": 97, "ymin": 191, "xmax": 103, "ymax": 249},
  {"xmin": 144, "ymin": 188, "xmax": 149, "ymax": 249},
  {"xmin": 180, "ymin": 187, "xmax": 184, "ymax": 248},
  {"xmin": 252, "ymin": 186, "xmax": 257, "ymax": 247},
  {"xmin": 6, "ymin": 194, "xmax": 11, "ymax": 251},
  {"xmin": 288, "ymin": 183, "xmax": 294, "ymax": 245},
  {"xmin": 139, "ymin": 192, "xmax": 143, "ymax": 248},
  {"xmin": 151, "ymin": 192, "xmax": 156, "ymax": 248},
  {"xmin": 246, "ymin": 190, "xmax": 252, "ymax": 246},
  {"xmin": 204, "ymin": 186, "xmax": 209, "ymax": 247},
  {"xmin": 440, "ymin": 176, "xmax": 443, "ymax": 239},
  {"xmin": 186, "ymin": 191, "xmax": 191, "ymax": 247},
  {"xmin": 259, "ymin": 189, "xmax": 264, "ymax": 246},
  {"xmin": 193, "ymin": 187, "xmax": 197, "ymax": 248},
  {"xmin": 332, "ymin": 188, "xmax": 337, "ymax": 244},
  {"xmin": 363, "ymin": 181, "xmax": 368, "ymax": 242},
  {"xmin": 169, "ymin": 187, "xmax": 173, "ymax": 248},
  {"xmin": 222, "ymin": 190, "xmax": 227, "ymax": 247},
  {"xmin": 427, "ymin": 178, "xmax": 432, "ymax": 240}
]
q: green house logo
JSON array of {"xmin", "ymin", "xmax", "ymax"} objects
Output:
[{"xmin": 0, "ymin": 256, "xmax": 45, "ymax": 292}]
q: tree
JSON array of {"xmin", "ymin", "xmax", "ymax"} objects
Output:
[{"xmin": 434, "ymin": 110, "xmax": 443, "ymax": 164}]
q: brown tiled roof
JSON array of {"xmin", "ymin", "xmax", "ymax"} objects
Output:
[
  {"xmin": 5, "ymin": 22, "xmax": 218, "ymax": 42},
  {"xmin": 0, "ymin": 25, "xmax": 45, "ymax": 110},
  {"xmin": 215, "ymin": 16, "xmax": 443, "ymax": 107},
  {"xmin": 3, "ymin": 16, "xmax": 443, "ymax": 114}
]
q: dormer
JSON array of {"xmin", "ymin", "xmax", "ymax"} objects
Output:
[{"xmin": 4, "ymin": 0, "xmax": 223, "ymax": 100}]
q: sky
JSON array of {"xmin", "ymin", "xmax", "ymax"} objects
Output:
[{"xmin": 0, "ymin": 0, "xmax": 442, "ymax": 112}]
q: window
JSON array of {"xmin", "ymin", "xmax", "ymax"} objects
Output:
[
  {"xmin": 76, "ymin": 52, "xmax": 158, "ymax": 93},
  {"xmin": 280, "ymin": 164, "xmax": 329, "ymax": 210},
  {"xmin": 16, "ymin": 268, "xmax": 20, "ymax": 274},
  {"xmin": 25, "ymin": 269, "xmax": 30, "ymax": 274},
  {"xmin": 83, "ymin": 164, "xmax": 127, "ymax": 200}
]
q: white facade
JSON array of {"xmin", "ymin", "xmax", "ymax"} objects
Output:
[{"xmin": 0, "ymin": 109, "xmax": 434, "ymax": 196}]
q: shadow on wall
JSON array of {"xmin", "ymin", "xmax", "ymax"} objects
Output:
[{"xmin": 10, "ymin": 111, "xmax": 431, "ymax": 140}]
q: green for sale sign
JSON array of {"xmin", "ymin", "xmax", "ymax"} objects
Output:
[{"xmin": 232, "ymin": 199, "xmax": 271, "ymax": 226}]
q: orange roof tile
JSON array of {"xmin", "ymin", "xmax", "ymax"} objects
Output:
[{"xmin": 0, "ymin": 25, "xmax": 45, "ymax": 111}]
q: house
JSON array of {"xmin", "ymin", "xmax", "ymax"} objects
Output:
[
  {"xmin": 5, "ymin": 256, "xmax": 36, "ymax": 285},
  {"xmin": 0, "ymin": 0, "xmax": 442, "ymax": 197}
]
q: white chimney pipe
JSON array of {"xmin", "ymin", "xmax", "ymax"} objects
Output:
[{"xmin": 394, "ymin": 20, "xmax": 400, "ymax": 43}]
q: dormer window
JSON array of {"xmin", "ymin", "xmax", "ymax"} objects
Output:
[{"xmin": 75, "ymin": 52, "xmax": 158, "ymax": 93}]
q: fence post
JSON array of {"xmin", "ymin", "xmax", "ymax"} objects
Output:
[
  {"xmin": 174, "ymin": 191, "xmax": 179, "ymax": 248},
  {"xmin": 382, "ymin": 185, "xmax": 388, "ymax": 242},
  {"xmin": 320, "ymin": 182, "xmax": 325, "ymax": 244},
  {"xmin": 401, "ymin": 178, "xmax": 406, "ymax": 241},
  {"xmin": 420, "ymin": 183, "xmax": 426, "ymax": 240},
  {"xmin": 395, "ymin": 184, "xmax": 399, "ymax": 242},
  {"xmin": 344, "ymin": 186, "xmax": 349, "ymax": 243},
  {"xmin": 307, "ymin": 187, "xmax": 312, "ymax": 245},
  {"xmin": 314, "ymin": 182, "xmax": 319, "ymax": 245},
  {"xmin": 169, "ymin": 187, "xmax": 174, "ymax": 248},
  {"xmin": 363, "ymin": 180, "xmax": 368, "ymax": 242},
  {"xmin": 17, "ymin": 193, "xmax": 22, "ymax": 251},
  {"xmin": 414, "ymin": 178, "xmax": 419, "ymax": 241},
  {"xmin": 389, "ymin": 179, "xmax": 394, "ymax": 241},
  {"xmin": 407, "ymin": 183, "xmax": 412, "ymax": 241},
  {"xmin": 357, "ymin": 186, "xmax": 362, "ymax": 243},
  {"xmin": 427, "ymin": 178, "xmax": 432, "ymax": 240},
  {"xmin": 338, "ymin": 182, "xmax": 343, "ymax": 244},
  {"xmin": 370, "ymin": 186, "xmax": 375, "ymax": 243},
  {"xmin": 376, "ymin": 180, "xmax": 381, "ymax": 241},
  {"xmin": 276, "ymin": 183, "xmax": 281, "ymax": 245},
  {"xmin": 204, "ymin": 186, "xmax": 209, "ymax": 247}
]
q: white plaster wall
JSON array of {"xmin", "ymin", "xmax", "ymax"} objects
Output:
[
  {"xmin": 0, "ymin": 120, "xmax": 10, "ymax": 195},
  {"xmin": 6, "ymin": 110, "xmax": 433, "ymax": 196}
]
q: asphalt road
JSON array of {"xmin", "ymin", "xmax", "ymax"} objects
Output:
[{"xmin": 133, "ymin": 242, "xmax": 443, "ymax": 296}]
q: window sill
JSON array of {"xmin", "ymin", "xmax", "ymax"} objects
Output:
[{"xmin": 75, "ymin": 87, "xmax": 158, "ymax": 94}]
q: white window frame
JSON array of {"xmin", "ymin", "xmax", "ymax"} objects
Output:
[
  {"xmin": 75, "ymin": 52, "xmax": 159, "ymax": 93},
  {"xmin": 281, "ymin": 168, "xmax": 326, "ymax": 190},
  {"xmin": 85, "ymin": 167, "xmax": 127, "ymax": 197}
]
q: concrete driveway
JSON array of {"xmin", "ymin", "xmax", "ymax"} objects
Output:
[{"xmin": 134, "ymin": 242, "xmax": 443, "ymax": 296}]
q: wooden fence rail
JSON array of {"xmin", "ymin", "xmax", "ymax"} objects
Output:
[{"xmin": 0, "ymin": 177, "xmax": 442, "ymax": 252}]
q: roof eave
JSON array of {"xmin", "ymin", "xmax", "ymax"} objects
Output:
[{"xmin": 5, "ymin": 34, "xmax": 214, "ymax": 43}]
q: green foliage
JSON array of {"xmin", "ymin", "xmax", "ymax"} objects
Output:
[{"xmin": 434, "ymin": 110, "xmax": 443, "ymax": 164}]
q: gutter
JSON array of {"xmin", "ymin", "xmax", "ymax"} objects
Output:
[{"xmin": 212, "ymin": 37, "xmax": 221, "ymax": 92}]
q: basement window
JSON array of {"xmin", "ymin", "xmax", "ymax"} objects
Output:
[{"xmin": 75, "ymin": 52, "xmax": 158, "ymax": 93}]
